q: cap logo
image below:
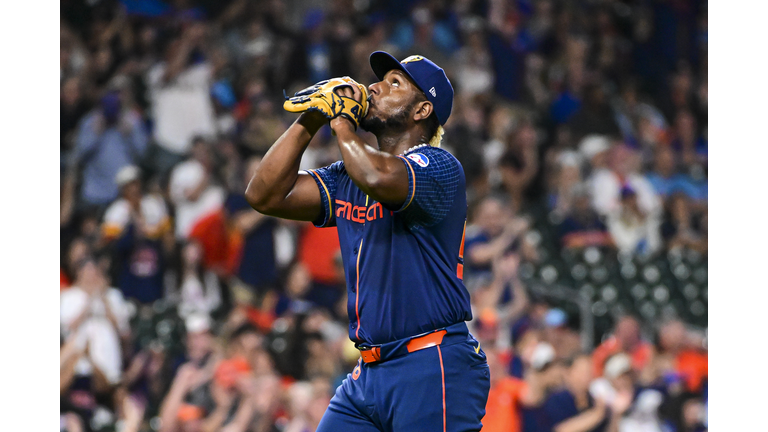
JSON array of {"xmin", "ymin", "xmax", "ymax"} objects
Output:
[
  {"xmin": 429, "ymin": 87, "xmax": 436, "ymax": 97},
  {"xmin": 401, "ymin": 55, "xmax": 425, "ymax": 64}
]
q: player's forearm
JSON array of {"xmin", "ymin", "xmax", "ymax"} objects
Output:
[
  {"xmin": 332, "ymin": 120, "xmax": 408, "ymax": 204},
  {"xmin": 246, "ymin": 113, "xmax": 325, "ymax": 211}
]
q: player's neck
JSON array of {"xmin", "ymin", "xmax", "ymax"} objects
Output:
[{"xmin": 375, "ymin": 128, "xmax": 427, "ymax": 156}]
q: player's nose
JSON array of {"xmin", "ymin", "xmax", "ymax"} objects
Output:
[{"xmin": 368, "ymin": 82, "xmax": 379, "ymax": 96}]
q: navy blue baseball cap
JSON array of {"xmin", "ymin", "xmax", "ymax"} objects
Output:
[{"xmin": 369, "ymin": 51, "xmax": 454, "ymax": 125}]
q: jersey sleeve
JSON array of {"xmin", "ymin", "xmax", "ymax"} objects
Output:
[
  {"xmin": 393, "ymin": 148, "xmax": 461, "ymax": 227},
  {"xmin": 303, "ymin": 161, "xmax": 344, "ymax": 228}
]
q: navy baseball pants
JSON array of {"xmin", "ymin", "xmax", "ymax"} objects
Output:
[{"xmin": 317, "ymin": 322, "xmax": 491, "ymax": 432}]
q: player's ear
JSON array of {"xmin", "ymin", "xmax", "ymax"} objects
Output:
[{"xmin": 413, "ymin": 100, "xmax": 433, "ymax": 122}]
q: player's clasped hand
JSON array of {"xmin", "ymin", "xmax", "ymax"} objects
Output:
[{"xmin": 283, "ymin": 76, "xmax": 369, "ymax": 130}]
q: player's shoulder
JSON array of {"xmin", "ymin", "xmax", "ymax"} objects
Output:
[
  {"xmin": 407, "ymin": 145, "xmax": 461, "ymax": 165},
  {"xmin": 403, "ymin": 146, "xmax": 464, "ymax": 178}
]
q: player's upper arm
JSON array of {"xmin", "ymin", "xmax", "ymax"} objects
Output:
[
  {"xmin": 302, "ymin": 161, "xmax": 344, "ymax": 227},
  {"xmin": 249, "ymin": 161, "xmax": 344, "ymax": 227},
  {"xmin": 250, "ymin": 173, "xmax": 324, "ymax": 223},
  {"xmin": 388, "ymin": 148, "xmax": 462, "ymax": 227}
]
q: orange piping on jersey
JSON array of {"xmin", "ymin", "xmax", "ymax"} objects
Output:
[
  {"xmin": 457, "ymin": 220, "xmax": 466, "ymax": 279},
  {"xmin": 438, "ymin": 345, "xmax": 446, "ymax": 432},
  {"xmin": 309, "ymin": 170, "xmax": 332, "ymax": 226},
  {"xmin": 397, "ymin": 156, "xmax": 417, "ymax": 210},
  {"xmin": 355, "ymin": 238, "xmax": 364, "ymax": 340}
]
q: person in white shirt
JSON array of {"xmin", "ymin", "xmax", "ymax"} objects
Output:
[
  {"xmin": 169, "ymin": 139, "xmax": 225, "ymax": 240},
  {"xmin": 101, "ymin": 165, "xmax": 171, "ymax": 303},
  {"xmin": 60, "ymin": 257, "xmax": 131, "ymax": 385},
  {"xmin": 606, "ymin": 186, "xmax": 662, "ymax": 258},
  {"xmin": 590, "ymin": 354, "xmax": 665, "ymax": 432},
  {"xmin": 146, "ymin": 23, "xmax": 216, "ymax": 170},
  {"xmin": 589, "ymin": 144, "xmax": 661, "ymax": 218},
  {"xmin": 174, "ymin": 241, "xmax": 222, "ymax": 318},
  {"xmin": 102, "ymin": 165, "xmax": 170, "ymax": 241}
]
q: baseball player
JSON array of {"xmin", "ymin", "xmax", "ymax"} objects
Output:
[{"xmin": 245, "ymin": 51, "xmax": 490, "ymax": 431}]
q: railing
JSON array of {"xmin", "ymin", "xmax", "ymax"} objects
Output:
[{"xmin": 527, "ymin": 280, "xmax": 595, "ymax": 351}]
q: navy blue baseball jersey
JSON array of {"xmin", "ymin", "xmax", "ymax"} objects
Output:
[{"xmin": 304, "ymin": 145, "xmax": 472, "ymax": 344}]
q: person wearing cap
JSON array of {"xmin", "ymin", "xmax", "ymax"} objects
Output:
[
  {"xmin": 605, "ymin": 183, "xmax": 662, "ymax": 257},
  {"xmin": 541, "ymin": 353, "xmax": 631, "ymax": 432},
  {"xmin": 589, "ymin": 353, "xmax": 666, "ymax": 432},
  {"xmin": 481, "ymin": 343, "xmax": 554, "ymax": 432},
  {"xmin": 101, "ymin": 165, "xmax": 170, "ymax": 304},
  {"xmin": 158, "ymin": 313, "xmax": 221, "ymax": 432},
  {"xmin": 70, "ymin": 90, "xmax": 148, "ymax": 208},
  {"xmin": 246, "ymin": 52, "xmax": 489, "ymax": 431}
]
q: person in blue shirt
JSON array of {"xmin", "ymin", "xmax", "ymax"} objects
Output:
[
  {"xmin": 245, "ymin": 52, "xmax": 490, "ymax": 431},
  {"xmin": 541, "ymin": 353, "xmax": 627, "ymax": 432},
  {"xmin": 225, "ymin": 156, "xmax": 279, "ymax": 295},
  {"xmin": 646, "ymin": 145, "xmax": 706, "ymax": 202},
  {"xmin": 71, "ymin": 91, "xmax": 148, "ymax": 209}
]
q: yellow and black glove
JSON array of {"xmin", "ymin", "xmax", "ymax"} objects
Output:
[{"xmin": 283, "ymin": 77, "xmax": 369, "ymax": 129}]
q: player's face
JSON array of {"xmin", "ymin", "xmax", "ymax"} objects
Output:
[{"xmin": 361, "ymin": 70, "xmax": 421, "ymax": 134}]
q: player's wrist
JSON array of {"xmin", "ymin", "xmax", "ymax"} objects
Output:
[
  {"xmin": 330, "ymin": 116, "xmax": 356, "ymax": 133},
  {"xmin": 298, "ymin": 111, "xmax": 328, "ymax": 133}
]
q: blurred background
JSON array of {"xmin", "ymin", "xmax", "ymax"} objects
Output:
[{"xmin": 59, "ymin": 0, "xmax": 707, "ymax": 431}]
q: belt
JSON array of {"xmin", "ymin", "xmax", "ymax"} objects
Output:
[{"xmin": 357, "ymin": 322, "xmax": 470, "ymax": 364}]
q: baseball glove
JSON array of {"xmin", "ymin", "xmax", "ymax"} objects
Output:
[{"xmin": 283, "ymin": 77, "xmax": 369, "ymax": 129}]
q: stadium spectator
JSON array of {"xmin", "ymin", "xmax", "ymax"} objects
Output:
[
  {"xmin": 559, "ymin": 186, "xmax": 613, "ymax": 250},
  {"xmin": 540, "ymin": 308, "xmax": 582, "ymax": 361},
  {"xmin": 656, "ymin": 320, "xmax": 708, "ymax": 394},
  {"xmin": 661, "ymin": 193, "xmax": 708, "ymax": 253},
  {"xmin": 158, "ymin": 313, "xmax": 220, "ymax": 432},
  {"xmin": 549, "ymin": 150, "xmax": 584, "ymax": 216},
  {"xmin": 172, "ymin": 241, "xmax": 223, "ymax": 319},
  {"xmin": 592, "ymin": 316, "xmax": 653, "ymax": 379},
  {"xmin": 169, "ymin": 137, "xmax": 230, "ymax": 272},
  {"xmin": 567, "ymin": 84, "xmax": 621, "ymax": 142},
  {"xmin": 481, "ymin": 345, "xmax": 549, "ymax": 432},
  {"xmin": 590, "ymin": 353, "xmax": 666, "ymax": 432},
  {"xmin": 578, "ymin": 135, "xmax": 612, "ymax": 173},
  {"xmin": 225, "ymin": 156, "xmax": 280, "ymax": 295},
  {"xmin": 590, "ymin": 145, "xmax": 661, "ymax": 218},
  {"xmin": 101, "ymin": 165, "xmax": 171, "ymax": 304},
  {"xmin": 541, "ymin": 353, "xmax": 630, "ymax": 432},
  {"xmin": 606, "ymin": 185, "xmax": 663, "ymax": 257},
  {"xmin": 646, "ymin": 145, "xmax": 705, "ymax": 202},
  {"xmin": 499, "ymin": 118, "xmax": 541, "ymax": 211},
  {"xmin": 670, "ymin": 110, "xmax": 707, "ymax": 174},
  {"xmin": 60, "ymin": 257, "xmax": 131, "ymax": 386},
  {"xmin": 70, "ymin": 90, "xmax": 148, "ymax": 208},
  {"xmin": 61, "ymin": 76, "xmax": 90, "ymax": 159},
  {"xmin": 296, "ymin": 224, "xmax": 344, "ymax": 315},
  {"xmin": 464, "ymin": 195, "xmax": 530, "ymax": 282},
  {"xmin": 147, "ymin": 23, "xmax": 217, "ymax": 173}
]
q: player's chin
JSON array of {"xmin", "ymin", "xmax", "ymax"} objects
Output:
[{"xmin": 359, "ymin": 112, "xmax": 379, "ymax": 133}]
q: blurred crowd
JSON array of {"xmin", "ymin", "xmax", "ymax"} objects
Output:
[{"xmin": 60, "ymin": 0, "xmax": 707, "ymax": 431}]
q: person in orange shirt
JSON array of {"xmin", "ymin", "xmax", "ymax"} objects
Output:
[
  {"xmin": 593, "ymin": 315, "xmax": 652, "ymax": 378},
  {"xmin": 658, "ymin": 320, "xmax": 708, "ymax": 393},
  {"xmin": 482, "ymin": 344, "xmax": 553, "ymax": 432},
  {"xmin": 296, "ymin": 223, "xmax": 345, "ymax": 314}
]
